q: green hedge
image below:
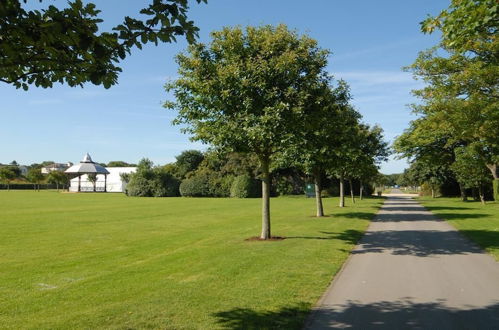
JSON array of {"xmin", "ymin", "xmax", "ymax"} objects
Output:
[
  {"xmin": 230, "ymin": 175, "xmax": 261, "ymax": 198},
  {"xmin": 0, "ymin": 183, "xmax": 61, "ymax": 190},
  {"xmin": 127, "ymin": 171, "xmax": 180, "ymax": 197},
  {"xmin": 179, "ymin": 172, "xmax": 234, "ymax": 197},
  {"xmin": 179, "ymin": 175, "xmax": 211, "ymax": 197}
]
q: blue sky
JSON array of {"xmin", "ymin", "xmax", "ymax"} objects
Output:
[{"xmin": 0, "ymin": 0, "xmax": 447, "ymax": 173}]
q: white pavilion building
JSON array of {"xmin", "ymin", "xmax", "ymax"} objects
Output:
[{"xmin": 66, "ymin": 153, "xmax": 136, "ymax": 193}]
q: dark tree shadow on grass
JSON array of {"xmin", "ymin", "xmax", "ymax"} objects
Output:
[
  {"xmin": 337, "ymin": 212, "xmax": 375, "ymax": 220},
  {"xmin": 460, "ymin": 230, "xmax": 499, "ymax": 253},
  {"xmin": 305, "ymin": 300, "xmax": 499, "ymax": 330},
  {"xmin": 286, "ymin": 230, "xmax": 363, "ymax": 243},
  {"xmin": 423, "ymin": 206, "xmax": 474, "ymax": 211},
  {"xmin": 212, "ymin": 303, "xmax": 310, "ymax": 329}
]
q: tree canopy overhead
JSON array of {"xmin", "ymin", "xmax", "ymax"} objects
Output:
[{"xmin": 0, "ymin": 0, "xmax": 206, "ymax": 90}]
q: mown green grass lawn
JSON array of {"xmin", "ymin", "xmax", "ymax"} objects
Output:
[
  {"xmin": 418, "ymin": 197, "xmax": 499, "ymax": 260},
  {"xmin": 0, "ymin": 191, "xmax": 383, "ymax": 329}
]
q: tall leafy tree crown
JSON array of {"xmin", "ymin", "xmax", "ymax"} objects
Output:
[{"xmin": 165, "ymin": 24, "xmax": 330, "ymax": 158}]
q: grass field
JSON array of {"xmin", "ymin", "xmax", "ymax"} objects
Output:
[
  {"xmin": 0, "ymin": 191, "xmax": 384, "ymax": 329},
  {"xmin": 418, "ymin": 197, "xmax": 499, "ymax": 260}
]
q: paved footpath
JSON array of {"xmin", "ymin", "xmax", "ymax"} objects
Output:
[{"xmin": 306, "ymin": 194, "xmax": 499, "ymax": 329}]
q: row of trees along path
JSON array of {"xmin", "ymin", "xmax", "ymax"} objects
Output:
[
  {"xmin": 165, "ymin": 25, "xmax": 388, "ymax": 239},
  {"xmin": 394, "ymin": 0, "xmax": 498, "ymax": 204}
]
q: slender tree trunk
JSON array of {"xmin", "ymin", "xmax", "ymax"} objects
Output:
[
  {"xmin": 339, "ymin": 175, "xmax": 345, "ymax": 208},
  {"xmin": 485, "ymin": 164, "xmax": 498, "ymax": 201},
  {"xmin": 260, "ymin": 155, "xmax": 271, "ymax": 240},
  {"xmin": 486, "ymin": 163, "xmax": 498, "ymax": 179},
  {"xmin": 459, "ymin": 183, "xmax": 467, "ymax": 202},
  {"xmin": 478, "ymin": 186, "xmax": 485, "ymax": 205},
  {"xmin": 431, "ymin": 187, "xmax": 435, "ymax": 198},
  {"xmin": 349, "ymin": 179, "xmax": 355, "ymax": 204},
  {"xmin": 56, "ymin": 182, "xmax": 59, "ymax": 191},
  {"xmin": 359, "ymin": 180, "xmax": 363, "ymax": 200},
  {"xmin": 7, "ymin": 183, "xmax": 10, "ymax": 191},
  {"xmin": 313, "ymin": 171, "xmax": 324, "ymax": 217}
]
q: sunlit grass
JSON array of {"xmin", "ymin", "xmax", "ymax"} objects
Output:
[
  {"xmin": 0, "ymin": 191, "xmax": 384, "ymax": 329},
  {"xmin": 418, "ymin": 197, "xmax": 499, "ymax": 260}
]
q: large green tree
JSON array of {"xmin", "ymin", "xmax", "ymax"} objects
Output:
[
  {"xmin": 330, "ymin": 122, "xmax": 388, "ymax": 207},
  {"xmin": 47, "ymin": 171, "xmax": 69, "ymax": 191},
  {"xmin": 175, "ymin": 149, "xmax": 204, "ymax": 179},
  {"xmin": 0, "ymin": 167, "xmax": 16, "ymax": 190},
  {"xmin": 284, "ymin": 81, "xmax": 353, "ymax": 216},
  {"xmin": 451, "ymin": 146, "xmax": 491, "ymax": 204},
  {"xmin": 405, "ymin": 0, "xmax": 498, "ymax": 198},
  {"xmin": 0, "ymin": 0, "xmax": 205, "ymax": 90},
  {"xmin": 165, "ymin": 25, "xmax": 329, "ymax": 239},
  {"xmin": 26, "ymin": 168, "xmax": 44, "ymax": 191}
]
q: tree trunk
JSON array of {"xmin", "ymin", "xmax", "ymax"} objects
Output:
[
  {"xmin": 478, "ymin": 186, "xmax": 485, "ymax": 205},
  {"xmin": 431, "ymin": 187, "xmax": 435, "ymax": 198},
  {"xmin": 339, "ymin": 175, "xmax": 345, "ymax": 208},
  {"xmin": 486, "ymin": 163, "xmax": 498, "ymax": 179},
  {"xmin": 486, "ymin": 164, "xmax": 498, "ymax": 202},
  {"xmin": 313, "ymin": 171, "xmax": 324, "ymax": 217},
  {"xmin": 260, "ymin": 155, "xmax": 271, "ymax": 240},
  {"xmin": 459, "ymin": 183, "xmax": 467, "ymax": 202},
  {"xmin": 56, "ymin": 182, "xmax": 59, "ymax": 191},
  {"xmin": 349, "ymin": 179, "xmax": 355, "ymax": 204},
  {"xmin": 359, "ymin": 180, "xmax": 363, "ymax": 200}
]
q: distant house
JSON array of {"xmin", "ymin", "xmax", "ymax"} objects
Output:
[
  {"xmin": 41, "ymin": 162, "xmax": 73, "ymax": 174},
  {"xmin": 19, "ymin": 165, "xmax": 28, "ymax": 176},
  {"xmin": 69, "ymin": 167, "xmax": 136, "ymax": 193}
]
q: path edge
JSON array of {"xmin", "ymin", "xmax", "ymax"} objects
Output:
[{"xmin": 302, "ymin": 196, "xmax": 388, "ymax": 329}]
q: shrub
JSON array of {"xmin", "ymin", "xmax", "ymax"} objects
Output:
[
  {"xmin": 126, "ymin": 159, "xmax": 180, "ymax": 197},
  {"xmin": 179, "ymin": 174, "xmax": 211, "ymax": 197},
  {"xmin": 126, "ymin": 176, "xmax": 153, "ymax": 197},
  {"xmin": 180, "ymin": 170, "xmax": 234, "ymax": 197},
  {"xmin": 152, "ymin": 171, "xmax": 180, "ymax": 197},
  {"xmin": 208, "ymin": 174, "xmax": 234, "ymax": 197},
  {"xmin": 230, "ymin": 175, "xmax": 261, "ymax": 198}
]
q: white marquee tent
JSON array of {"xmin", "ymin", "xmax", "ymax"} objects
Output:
[
  {"xmin": 69, "ymin": 167, "xmax": 136, "ymax": 193},
  {"xmin": 66, "ymin": 154, "xmax": 136, "ymax": 192}
]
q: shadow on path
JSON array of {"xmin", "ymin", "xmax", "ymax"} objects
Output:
[
  {"xmin": 307, "ymin": 300, "xmax": 499, "ymax": 330},
  {"xmin": 353, "ymin": 230, "xmax": 484, "ymax": 256},
  {"xmin": 212, "ymin": 301, "xmax": 499, "ymax": 330}
]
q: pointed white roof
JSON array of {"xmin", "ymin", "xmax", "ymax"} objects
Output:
[
  {"xmin": 65, "ymin": 153, "xmax": 109, "ymax": 174},
  {"xmin": 82, "ymin": 153, "xmax": 93, "ymax": 163}
]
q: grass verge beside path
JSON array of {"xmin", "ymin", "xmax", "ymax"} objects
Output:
[
  {"xmin": 0, "ymin": 191, "xmax": 384, "ymax": 329},
  {"xmin": 418, "ymin": 197, "xmax": 499, "ymax": 260}
]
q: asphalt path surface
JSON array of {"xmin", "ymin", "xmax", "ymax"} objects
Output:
[{"xmin": 306, "ymin": 193, "xmax": 499, "ymax": 329}]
